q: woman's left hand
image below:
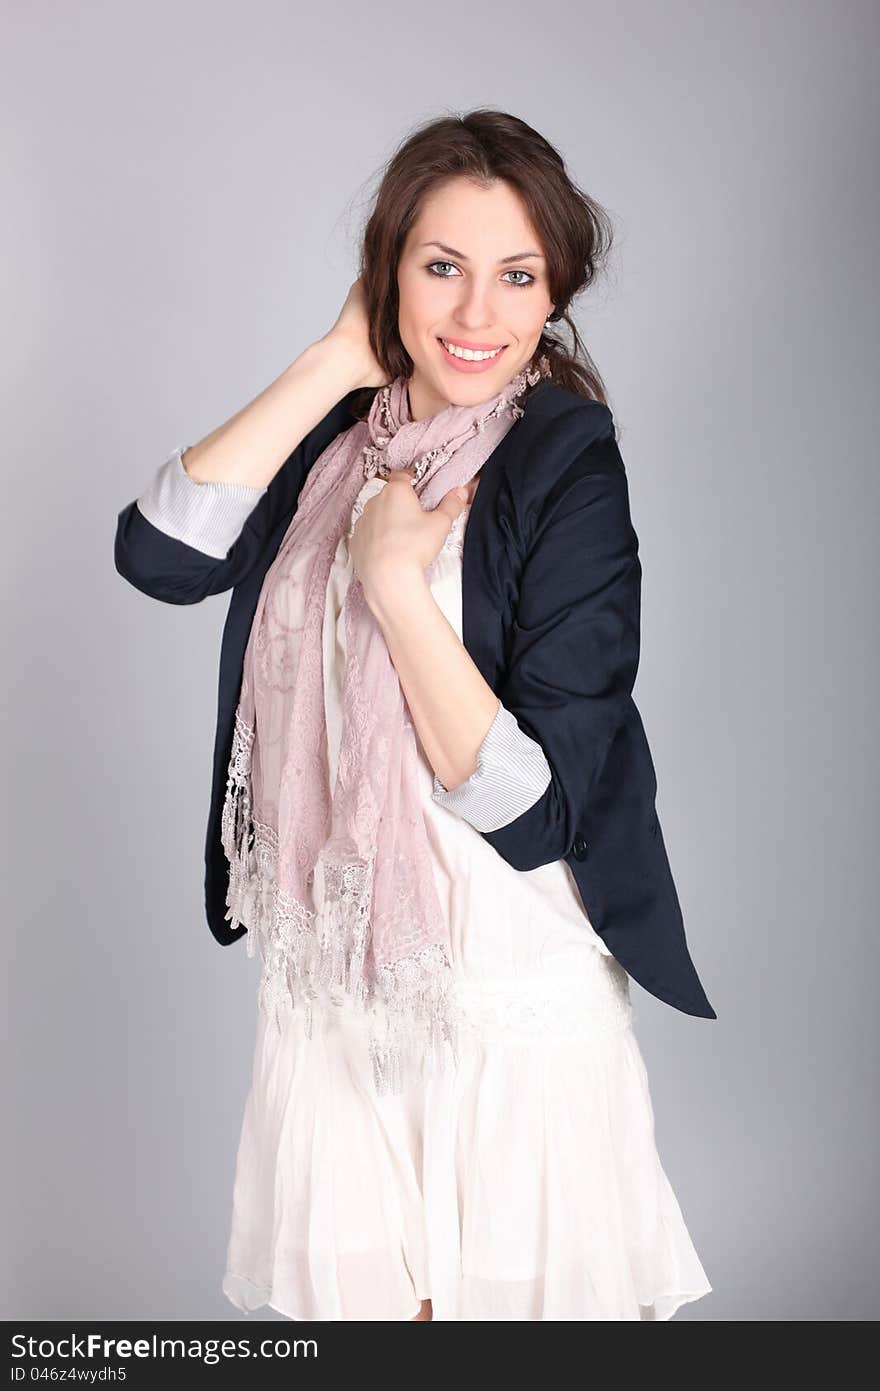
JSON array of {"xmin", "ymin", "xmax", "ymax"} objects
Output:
[{"xmin": 349, "ymin": 467, "xmax": 472, "ymax": 608}]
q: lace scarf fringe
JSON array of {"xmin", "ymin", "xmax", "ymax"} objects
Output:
[{"xmin": 221, "ymin": 711, "xmax": 461, "ymax": 1096}]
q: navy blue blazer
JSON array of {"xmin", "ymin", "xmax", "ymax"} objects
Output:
[{"xmin": 114, "ymin": 379, "xmax": 716, "ymax": 1021}]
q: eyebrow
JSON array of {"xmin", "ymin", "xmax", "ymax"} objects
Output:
[{"xmin": 418, "ymin": 240, "xmax": 545, "ymax": 264}]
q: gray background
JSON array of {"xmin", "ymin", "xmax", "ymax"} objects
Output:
[{"xmin": 3, "ymin": 0, "xmax": 877, "ymax": 1321}]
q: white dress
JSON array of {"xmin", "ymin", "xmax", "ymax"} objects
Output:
[{"xmin": 221, "ymin": 477, "xmax": 713, "ymax": 1321}]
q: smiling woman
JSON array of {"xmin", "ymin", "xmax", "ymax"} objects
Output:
[
  {"xmin": 116, "ymin": 106, "xmax": 715, "ymax": 1323},
  {"xmin": 217, "ymin": 110, "xmax": 714, "ymax": 1321}
]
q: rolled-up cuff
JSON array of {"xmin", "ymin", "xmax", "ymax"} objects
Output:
[
  {"xmin": 135, "ymin": 446, "xmax": 267, "ymax": 560},
  {"xmin": 431, "ymin": 699, "xmax": 552, "ymax": 833}
]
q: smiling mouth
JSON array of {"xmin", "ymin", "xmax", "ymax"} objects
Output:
[{"xmin": 437, "ymin": 337, "xmax": 508, "ymax": 363}]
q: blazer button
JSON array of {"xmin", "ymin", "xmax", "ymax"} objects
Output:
[{"xmin": 572, "ymin": 833, "xmax": 588, "ymax": 860}]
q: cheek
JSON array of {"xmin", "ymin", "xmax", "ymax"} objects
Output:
[
  {"xmin": 513, "ymin": 297, "xmax": 551, "ymax": 337},
  {"xmin": 403, "ymin": 286, "xmax": 445, "ymax": 331},
  {"xmin": 400, "ymin": 268, "xmax": 454, "ymax": 326}
]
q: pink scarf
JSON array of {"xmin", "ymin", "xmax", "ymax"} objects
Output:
[{"xmin": 221, "ymin": 355, "xmax": 551, "ymax": 1095}]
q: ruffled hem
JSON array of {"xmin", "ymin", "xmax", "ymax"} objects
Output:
[
  {"xmin": 220, "ymin": 976, "xmax": 713, "ymax": 1322},
  {"xmin": 222, "ymin": 1270, "xmax": 426, "ymax": 1323},
  {"xmin": 221, "ymin": 1271, "xmax": 710, "ymax": 1323}
]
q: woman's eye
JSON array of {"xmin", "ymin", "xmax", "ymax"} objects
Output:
[
  {"xmin": 502, "ymin": 269, "xmax": 535, "ymax": 287},
  {"xmin": 426, "ymin": 262, "xmax": 535, "ymax": 288}
]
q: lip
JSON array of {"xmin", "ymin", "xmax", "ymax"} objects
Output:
[
  {"xmin": 437, "ymin": 337, "xmax": 508, "ymax": 373},
  {"xmin": 440, "ymin": 336, "xmax": 506, "ymax": 351}
]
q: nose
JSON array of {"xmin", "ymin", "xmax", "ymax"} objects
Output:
[{"xmin": 452, "ymin": 282, "xmax": 498, "ymax": 332}]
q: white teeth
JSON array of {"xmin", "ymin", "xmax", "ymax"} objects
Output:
[{"xmin": 440, "ymin": 339, "xmax": 504, "ymax": 361}]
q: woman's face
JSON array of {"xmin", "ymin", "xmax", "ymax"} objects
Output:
[{"xmin": 396, "ymin": 177, "xmax": 555, "ymax": 421}]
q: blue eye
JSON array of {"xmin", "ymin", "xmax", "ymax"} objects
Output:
[{"xmin": 426, "ymin": 261, "xmax": 535, "ymax": 288}]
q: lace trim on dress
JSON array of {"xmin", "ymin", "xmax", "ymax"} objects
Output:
[
  {"xmin": 441, "ymin": 507, "xmax": 469, "ymax": 558},
  {"xmin": 449, "ymin": 967, "xmax": 633, "ymax": 1044}
]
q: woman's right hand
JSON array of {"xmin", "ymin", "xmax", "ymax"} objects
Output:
[{"xmin": 321, "ymin": 276, "xmax": 391, "ymax": 390}]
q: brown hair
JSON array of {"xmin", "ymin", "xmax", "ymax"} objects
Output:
[{"xmin": 347, "ymin": 107, "xmax": 615, "ymax": 421}]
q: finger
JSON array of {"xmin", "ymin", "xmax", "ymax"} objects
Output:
[
  {"xmin": 431, "ymin": 495, "xmax": 467, "ymax": 528},
  {"xmin": 442, "ymin": 484, "xmax": 469, "ymax": 507}
]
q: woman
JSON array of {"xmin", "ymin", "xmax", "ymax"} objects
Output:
[{"xmin": 116, "ymin": 109, "xmax": 716, "ymax": 1320}]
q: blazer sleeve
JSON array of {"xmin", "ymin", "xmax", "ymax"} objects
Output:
[
  {"xmin": 133, "ymin": 445, "xmax": 267, "ymax": 560},
  {"xmin": 113, "ymin": 393, "xmax": 360, "ymax": 606},
  {"xmin": 430, "ymin": 697, "xmax": 553, "ymax": 830},
  {"xmin": 481, "ymin": 431, "xmax": 642, "ymax": 871}
]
